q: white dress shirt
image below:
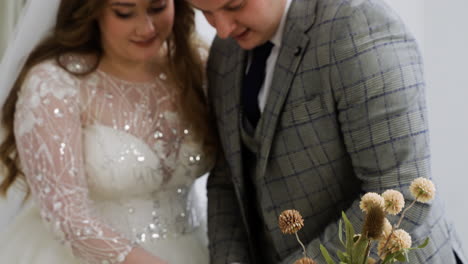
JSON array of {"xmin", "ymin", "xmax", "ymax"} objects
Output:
[{"xmin": 258, "ymin": 0, "xmax": 292, "ymax": 112}]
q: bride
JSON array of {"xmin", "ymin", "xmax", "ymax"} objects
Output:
[{"xmin": 0, "ymin": 0, "xmax": 216, "ymax": 263}]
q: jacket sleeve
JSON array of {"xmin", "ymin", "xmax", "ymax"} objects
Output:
[
  {"xmin": 207, "ymin": 149, "xmax": 251, "ymax": 264},
  {"xmin": 206, "ymin": 40, "xmax": 252, "ymax": 263},
  {"xmin": 282, "ymin": 1, "xmax": 432, "ymax": 262}
]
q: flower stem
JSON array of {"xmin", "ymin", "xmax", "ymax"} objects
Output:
[
  {"xmin": 366, "ymin": 242, "xmax": 372, "ymax": 264},
  {"xmin": 376, "ymin": 194, "xmax": 421, "ymax": 264},
  {"xmin": 295, "ymin": 232, "xmax": 308, "ymax": 258},
  {"xmin": 395, "ymin": 197, "xmax": 418, "ymax": 228}
]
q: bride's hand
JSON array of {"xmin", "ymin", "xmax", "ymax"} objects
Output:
[{"xmin": 123, "ymin": 246, "xmax": 169, "ymax": 264}]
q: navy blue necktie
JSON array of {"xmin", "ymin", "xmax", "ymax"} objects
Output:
[{"xmin": 242, "ymin": 41, "xmax": 274, "ymax": 128}]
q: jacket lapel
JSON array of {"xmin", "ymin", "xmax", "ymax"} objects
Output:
[{"xmin": 257, "ymin": 0, "xmax": 318, "ymax": 178}]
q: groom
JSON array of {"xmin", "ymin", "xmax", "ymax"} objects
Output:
[{"xmin": 189, "ymin": 0, "xmax": 466, "ymax": 263}]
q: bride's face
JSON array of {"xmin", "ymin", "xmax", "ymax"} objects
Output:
[{"xmin": 98, "ymin": 0, "xmax": 174, "ymax": 63}]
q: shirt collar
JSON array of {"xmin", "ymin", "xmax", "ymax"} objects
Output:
[{"xmin": 270, "ymin": 0, "xmax": 292, "ymax": 47}]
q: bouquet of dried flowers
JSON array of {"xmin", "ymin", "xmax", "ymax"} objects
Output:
[{"xmin": 278, "ymin": 177, "xmax": 436, "ymax": 264}]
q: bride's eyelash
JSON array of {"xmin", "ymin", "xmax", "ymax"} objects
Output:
[
  {"xmin": 114, "ymin": 10, "xmax": 133, "ymax": 19},
  {"xmin": 112, "ymin": 5, "xmax": 166, "ymax": 19}
]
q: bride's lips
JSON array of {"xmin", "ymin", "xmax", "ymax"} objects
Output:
[{"xmin": 131, "ymin": 36, "xmax": 157, "ymax": 48}]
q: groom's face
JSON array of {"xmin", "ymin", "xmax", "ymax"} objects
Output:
[{"xmin": 189, "ymin": 0, "xmax": 286, "ymax": 50}]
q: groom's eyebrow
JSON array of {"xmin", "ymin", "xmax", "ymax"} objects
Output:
[
  {"xmin": 189, "ymin": 0, "xmax": 237, "ymax": 13},
  {"xmin": 111, "ymin": 0, "xmax": 159, "ymax": 7}
]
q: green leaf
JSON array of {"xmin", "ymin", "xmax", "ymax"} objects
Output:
[
  {"xmin": 395, "ymin": 251, "xmax": 407, "ymax": 262},
  {"xmin": 406, "ymin": 237, "xmax": 430, "ymax": 252},
  {"xmin": 417, "ymin": 238, "xmax": 430, "ymax": 249},
  {"xmin": 353, "ymin": 236, "xmax": 370, "ymax": 264},
  {"xmin": 337, "ymin": 250, "xmax": 348, "ymax": 262},
  {"xmin": 405, "ymin": 250, "xmax": 410, "ymax": 262},
  {"xmin": 338, "ymin": 220, "xmax": 344, "ymax": 246},
  {"xmin": 320, "ymin": 244, "xmax": 337, "ymax": 264},
  {"xmin": 382, "ymin": 252, "xmax": 398, "ymax": 264},
  {"xmin": 353, "ymin": 234, "xmax": 361, "ymax": 243},
  {"xmin": 341, "ymin": 211, "xmax": 355, "ymax": 260}
]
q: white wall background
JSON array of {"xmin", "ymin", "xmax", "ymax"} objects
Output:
[
  {"xmin": 195, "ymin": 0, "xmax": 468, "ymax": 254},
  {"xmin": 424, "ymin": 0, "xmax": 468, "ymax": 255},
  {"xmin": 1, "ymin": 0, "xmax": 467, "ymax": 256},
  {"xmin": 385, "ymin": 0, "xmax": 468, "ymax": 255},
  {"xmin": 195, "ymin": 12, "xmax": 216, "ymax": 44}
]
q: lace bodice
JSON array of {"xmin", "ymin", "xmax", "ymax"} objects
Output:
[{"xmin": 14, "ymin": 55, "xmax": 213, "ymax": 264}]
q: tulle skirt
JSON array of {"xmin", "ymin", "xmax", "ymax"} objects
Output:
[{"xmin": 0, "ymin": 204, "xmax": 209, "ymax": 264}]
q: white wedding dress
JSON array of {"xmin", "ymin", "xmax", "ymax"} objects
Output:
[{"xmin": 0, "ymin": 54, "xmax": 213, "ymax": 264}]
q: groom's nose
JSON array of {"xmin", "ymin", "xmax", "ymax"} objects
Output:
[{"xmin": 211, "ymin": 12, "xmax": 236, "ymax": 39}]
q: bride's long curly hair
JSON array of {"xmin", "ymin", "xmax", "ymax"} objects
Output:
[{"xmin": 0, "ymin": 0, "xmax": 215, "ymax": 196}]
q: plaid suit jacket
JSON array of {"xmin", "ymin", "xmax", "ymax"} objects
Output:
[{"xmin": 206, "ymin": 0, "xmax": 466, "ymax": 263}]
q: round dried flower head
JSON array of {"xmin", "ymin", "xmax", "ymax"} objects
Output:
[
  {"xmin": 278, "ymin": 210, "xmax": 304, "ymax": 234},
  {"xmin": 382, "ymin": 190, "xmax": 405, "ymax": 215},
  {"xmin": 294, "ymin": 257, "xmax": 317, "ymax": 264},
  {"xmin": 359, "ymin": 192, "xmax": 384, "ymax": 213},
  {"xmin": 378, "ymin": 229, "xmax": 412, "ymax": 259},
  {"xmin": 382, "ymin": 217, "xmax": 393, "ymax": 238},
  {"xmin": 410, "ymin": 177, "xmax": 436, "ymax": 203},
  {"xmin": 362, "ymin": 206, "xmax": 386, "ymax": 240}
]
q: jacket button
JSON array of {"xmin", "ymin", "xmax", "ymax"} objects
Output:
[{"xmin": 294, "ymin": 47, "xmax": 302, "ymax": 56}]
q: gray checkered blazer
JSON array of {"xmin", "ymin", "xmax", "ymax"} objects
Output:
[{"xmin": 206, "ymin": 0, "xmax": 466, "ymax": 263}]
